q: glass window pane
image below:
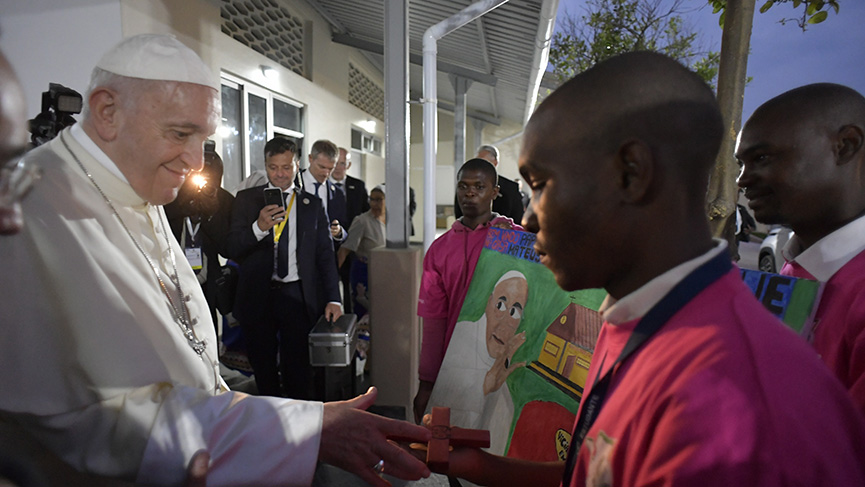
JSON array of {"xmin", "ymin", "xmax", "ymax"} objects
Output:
[
  {"xmin": 248, "ymin": 93, "xmax": 267, "ymax": 173},
  {"xmin": 274, "ymin": 98, "xmax": 301, "ymax": 132},
  {"xmin": 220, "ymin": 84, "xmax": 243, "ymax": 192}
]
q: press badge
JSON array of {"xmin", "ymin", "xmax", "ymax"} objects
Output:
[{"xmin": 185, "ymin": 247, "xmax": 203, "ymax": 270}]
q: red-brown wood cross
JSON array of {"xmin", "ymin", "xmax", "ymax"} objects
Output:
[
  {"xmin": 427, "ymin": 407, "xmax": 489, "ymax": 470},
  {"xmin": 428, "ymin": 407, "xmax": 492, "ymax": 470},
  {"xmin": 389, "ymin": 406, "xmax": 490, "ymax": 470}
]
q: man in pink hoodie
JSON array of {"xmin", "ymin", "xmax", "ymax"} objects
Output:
[{"xmin": 413, "ymin": 158, "xmax": 522, "ymax": 423}]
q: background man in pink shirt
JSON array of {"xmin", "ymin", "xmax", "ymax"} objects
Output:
[{"xmin": 737, "ymin": 83, "xmax": 865, "ymax": 415}]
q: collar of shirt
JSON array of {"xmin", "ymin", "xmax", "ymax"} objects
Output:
[
  {"xmin": 302, "ymin": 170, "xmax": 326, "ymax": 193},
  {"xmin": 70, "ymin": 123, "xmax": 129, "ymax": 184},
  {"xmin": 781, "ymin": 214, "xmax": 865, "ymax": 282},
  {"xmin": 452, "ymin": 212, "xmax": 508, "ymax": 233},
  {"xmin": 330, "ymin": 176, "xmax": 346, "ymax": 185},
  {"xmin": 600, "ymin": 239, "xmax": 728, "ymax": 325}
]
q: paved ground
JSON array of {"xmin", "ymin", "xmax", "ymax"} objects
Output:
[
  {"xmin": 313, "ymin": 464, "xmax": 453, "ymax": 487},
  {"xmin": 737, "ymin": 240, "xmax": 761, "ymax": 271}
]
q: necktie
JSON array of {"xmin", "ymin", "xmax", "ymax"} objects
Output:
[
  {"xmin": 276, "ymin": 192, "xmax": 289, "ymax": 278},
  {"xmin": 314, "ymin": 181, "xmax": 322, "ymax": 197}
]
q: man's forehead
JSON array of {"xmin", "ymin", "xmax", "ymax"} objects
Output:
[
  {"xmin": 267, "ymin": 153, "xmax": 296, "ymax": 164},
  {"xmin": 313, "ymin": 154, "xmax": 334, "ymax": 165},
  {"xmin": 458, "ymin": 169, "xmax": 493, "ymax": 183},
  {"xmin": 743, "ymin": 105, "xmax": 807, "ymax": 142}
]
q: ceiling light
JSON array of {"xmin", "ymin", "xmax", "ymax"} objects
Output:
[{"xmin": 261, "ymin": 65, "xmax": 278, "ymax": 80}]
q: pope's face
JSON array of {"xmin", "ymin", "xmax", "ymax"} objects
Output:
[
  {"xmin": 113, "ymin": 82, "xmax": 219, "ymax": 205},
  {"xmin": 485, "ymin": 276, "xmax": 528, "ymax": 358}
]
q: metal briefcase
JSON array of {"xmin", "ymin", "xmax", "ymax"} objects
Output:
[{"xmin": 308, "ymin": 313, "xmax": 358, "ymax": 367}]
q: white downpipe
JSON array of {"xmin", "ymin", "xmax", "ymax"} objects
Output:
[
  {"xmin": 523, "ymin": 0, "xmax": 559, "ymax": 124},
  {"xmin": 422, "ymin": 0, "xmax": 510, "ymax": 252}
]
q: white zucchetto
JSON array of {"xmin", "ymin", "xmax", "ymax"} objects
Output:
[{"xmin": 95, "ymin": 34, "xmax": 219, "ymax": 90}]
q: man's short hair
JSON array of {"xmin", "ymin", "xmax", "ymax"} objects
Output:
[
  {"xmin": 264, "ymin": 137, "xmax": 298, "ymax": 160},
  {"xmin": 476, "ymin": 144, "xmax": 499, "ymax": 161},
  {"xmin": 458, "ymin": 158, "xmax": 498, "ymax": 185},
  {"xmin": 309, "ymin": 139, "xmax": 338, "ymax": 161}
]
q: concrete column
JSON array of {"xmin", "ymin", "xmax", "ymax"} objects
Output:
[
  {"xmin": 369, "ymin": 247, "xmax": 422, "ymax": 416},
  {"xmin": 384, "ymin": 0, "xmax": 410, "ymax": 247}
]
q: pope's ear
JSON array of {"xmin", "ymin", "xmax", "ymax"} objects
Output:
[{"xmin": 86, "ymin": 87, "xmax": 121, "ymax": 142}]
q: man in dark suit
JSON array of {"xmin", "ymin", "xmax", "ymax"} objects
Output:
[
  {"xmin": 164, "ymin": 149, "xmax": 234, "ymax": 336},
  {"xmin": 300, "ymin": 139, "xmax": 347, "ymax": 244},
  {"xmin": 454, "ymin": 144, "xmax": 524, "ymax": 223},
  {"xmin": 227, "ymin": 137, "xmax": 341, "ymax": 399},
  {"xmin": 333, "ymin": 147, "xmax": 370, "ymax": 229},
  {"xmin": 332, "ymin": 147, "xmax": 369, "ymax": 313}
]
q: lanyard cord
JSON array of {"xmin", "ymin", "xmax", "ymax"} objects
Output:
[
  {"xmin": 561, "ymin": 250, "xmax": 731, "ymax": 486},
  {"xmin": 273, "ymin": 192, "xmax": 297, "ymax": 244}
]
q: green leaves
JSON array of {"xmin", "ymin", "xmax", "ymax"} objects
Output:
[
  {"xmin": 550, "ymin": 0, "xmax": 720, "ymax": 87},
  {"xmin": 808, "ymin": 10, "xmax": 829, "ymax": 23},
  {"xmin": 709, "ymin": 0, "xmax": 840, "ymax": 31}
]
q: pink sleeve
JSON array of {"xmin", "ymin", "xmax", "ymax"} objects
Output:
[
  {"xmin": 418, "ymin": 317, "xmax": 448, "ymax": 382},
  {"xmin": 845, "ymin": 290, "xmax": 865, "ymax": 417},
  {"xmin": 417, "ymin": 245, "xmax": 449, "ymax": 320}
]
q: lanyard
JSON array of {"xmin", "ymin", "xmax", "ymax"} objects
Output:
[
  {"xmin": 561, "ymin": 250, "xmax": 731, "ymax": 486},
  {"xmin": 183, "ymin": 217, "xmax": 200, "ymax": 248},
  {"xmin": 273, "ymin": 192, "xmax": 296, "ymax": 244}
]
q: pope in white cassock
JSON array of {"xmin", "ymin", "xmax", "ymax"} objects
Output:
[{"xmin": 0, "ymin": 34, "xmax": 429, "ymax": 487}]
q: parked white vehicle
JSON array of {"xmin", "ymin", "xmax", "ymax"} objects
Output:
[{"xmin": 759, "ymin": 226, "xmax": 794, "ymax": 273}]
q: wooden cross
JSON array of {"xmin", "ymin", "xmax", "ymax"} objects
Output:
[{"xmin": 391, "ymin": 406, "xmax": 490, "ymax": 471}]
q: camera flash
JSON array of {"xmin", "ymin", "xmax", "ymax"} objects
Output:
[{"xmin": 191, "ymin": 174, "xmax": 207, "ymax": 189}]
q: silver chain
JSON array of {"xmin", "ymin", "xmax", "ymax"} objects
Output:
[{"xmin": 61, "ymin": 134, "xmax": 206, "ymax": 356}]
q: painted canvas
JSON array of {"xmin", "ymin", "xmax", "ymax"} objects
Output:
[
  {"xmin": 426, "ymin": 228, "xmax": 606, "ymax": 461},
  {"xmin": 739, "ymin": 268, "xmax": 823, "ymax": 340}
]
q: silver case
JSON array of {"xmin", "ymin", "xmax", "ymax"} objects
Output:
[{"xmin": 308, "ymin": 314, "xmax": 358, "ymax": 366}]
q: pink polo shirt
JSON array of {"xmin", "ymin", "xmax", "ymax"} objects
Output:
[
  {"xmin": 568, "ymin": 264, "xmax": 865, "ymax": 487},
  {"xmin": 417, "ymin": 215, "xmax": 521, "ymax": 382},
  {"xmin": 780, "ymin": 214, "xmax": 865, "ymax": 417}
]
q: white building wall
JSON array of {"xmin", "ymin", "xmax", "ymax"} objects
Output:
[
  {"xmin": 0, "ymin": 0, "xmax": 123, "ymax": 118},
  {"xmin": 0, "ymin": 0, "xmax": 517, "ymax": 243}
]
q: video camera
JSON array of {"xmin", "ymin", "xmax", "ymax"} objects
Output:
[{"xmin": 28, "ymin": 83, "xmax": 83, "ymax": 147}]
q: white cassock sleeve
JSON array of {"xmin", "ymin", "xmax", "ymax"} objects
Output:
[{"xmin": 137, "ymin": 387, "xmax": 323, "ymax": 486}]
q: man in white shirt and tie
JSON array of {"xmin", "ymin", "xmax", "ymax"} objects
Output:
[{"xmin": 301, "ymin": 139, "xmax": 347, "ymax": 243}]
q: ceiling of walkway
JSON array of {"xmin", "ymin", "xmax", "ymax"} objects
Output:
[{"xmin": 304, "ymin": 0, "xmax": 559, "ymax": 126}]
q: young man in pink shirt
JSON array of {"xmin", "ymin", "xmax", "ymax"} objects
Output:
[
  {"xmin": 413, "ymin": 158, "xmax": 522, "ymax": 423},
  {"xmin": 419, "ymin": 52, "xmax": 865, "ymax": 487},
  {"xmin": 737, "ymin": 83, "xmax": 865, "ymax": 416}
]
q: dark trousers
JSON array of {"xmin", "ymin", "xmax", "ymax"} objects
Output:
[
  {"xmin": 242, "ymin": 281, "xmax": 314, "ymax": 399},
  {"xmin": 339, "ymin": 255, "xmax": 353, "ymax": 314}
]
